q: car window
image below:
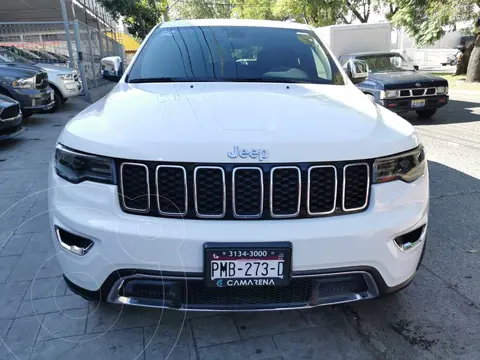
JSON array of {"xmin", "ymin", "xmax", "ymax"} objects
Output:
[
  {"xmin": 356, "ymin": 53, "xmax": 416, "ymax": 73},
  {"xmin": 339, "ymin": 57, "xmax": 350, "ymax": 66},
  {"xmin": 0, "ymin": 48, "xmax": 33, "ymax": 65},
  {"xmin": 128, "ymin": 26, "xmax": 345, "ymax": 85}
]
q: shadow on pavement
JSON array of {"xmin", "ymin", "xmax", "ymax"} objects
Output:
[
  {"xmin": 402, "ymin": 98, "xmax": 480, "ymax": 125},
  {"xmin": 337, "ymin": 160, "xmax": 480, "ymax": 360}
]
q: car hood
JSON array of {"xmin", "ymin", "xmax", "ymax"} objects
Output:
[
  {"xmin": 0, "ymin": 94, "xmax": 18, "ymax": 107},
  {"xmin": 59, "ymin": 82, "xmax": 420, "ymax": 163},
  {"xmin": 0, "ymin": 63, "xmax": 40, "ymax": 77},
  {"xmin": 369, "ymin": 71, "xmax": 448, "ymax": 89},
  {"xmin": 38, "ymin": 63, "xmax": 73, "ymax": 73}
]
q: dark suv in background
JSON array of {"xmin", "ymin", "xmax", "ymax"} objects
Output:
[
  {"xmin": 0, "ymin": 61, "xmax": 54, "ymax": 118},
  {"xmin": 0, "ymin": 94, "xmax": 24, "ymax": 140}
]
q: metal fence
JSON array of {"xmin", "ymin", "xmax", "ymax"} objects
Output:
[{"xmin": 0, "ymin": 21, "xmax": 125, "ymax": 101}]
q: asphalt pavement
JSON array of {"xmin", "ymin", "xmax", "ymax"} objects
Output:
[{"xmin": 0, "ymin": 91, "xmax": 479, "ymax": 360}]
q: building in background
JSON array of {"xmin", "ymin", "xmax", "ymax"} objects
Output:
[{"xmin": 106, "ymin": 32, "xmax": 140, "ymax": 65}]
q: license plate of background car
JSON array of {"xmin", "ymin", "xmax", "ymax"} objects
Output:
[
  {"xmin": 204, "ymin": 242, "xmax": 292, "ymax": 288},
  {"xmin": 411, "ymin": 99, "xmax": 426, "ymax": 108}
]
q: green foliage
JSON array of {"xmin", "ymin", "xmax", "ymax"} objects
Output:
[
  {"xmin": 98, "ymin": 0, "xmax": 166, "ymax": 38},
  {"xmin": 273, "ymin": 0, "xmax": 345, "ymax": 26},
  {"xmin": 175, "ymin": 0, "xmax": 233, "ymax": 19},
  {"xmin": 232, "ymin": 0, "xmax": 277, "ymax": 20},
  {"xmin": 391, "ymin": 0, "xmax": 479, "ymax": 46}
]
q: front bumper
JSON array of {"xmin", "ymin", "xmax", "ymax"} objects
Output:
[
  {"xmin": 0, "ymin": 113, "xmax": 25, "ymax": 140},
  {"xmin": 11, "ymin": 87, "xmax": 54, "ymax": 111},
  {"xmin": 57, "ymin": 79, "xmax": 82, "ymax": 98},
  {"xmin": 48, "ymin": 166, "xmax": 429, "ymax": 310},
  {"xmin": 381, "ymin": 95, "xmax": 449, "ymax": 112}
]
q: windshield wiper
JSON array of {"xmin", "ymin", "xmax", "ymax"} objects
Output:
[
  {"xmin": 129, "ymin": 77, "xmax": 191, "ymax": 83},
  {"xmin": 226, "ymin": 77, "xmax": 325, "ymax": 84}
]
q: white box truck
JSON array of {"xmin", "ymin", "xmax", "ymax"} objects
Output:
[{"xmin": 315, "ymin": 23, "xmax": 391, "ymax": 58}]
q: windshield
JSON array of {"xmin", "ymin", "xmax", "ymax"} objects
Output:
[
  {"xmin": 128, "ymin": 26, "xmax": 345, "ymax": 85},
  {"xmin": 356, "ymin": 53, "xmax": 416, "ymax": 73},
  {"xmin": 7, "ymin": 47, "xmax": 41, "ymax": 60},
  {"xmin": 30, "ymin": 50, "xmax": 57, "ymax": 60},
  {"xmin": 0, "ymin": 48, "xmax": 34, "ymax": 65}
]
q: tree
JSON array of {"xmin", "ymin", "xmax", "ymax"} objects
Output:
[
  {"xmin": 98, "ymin": 0, "xmax": 166, "ymax": 39},
  {"xmin": 232, "ymin": 0, "xmax": 277, "ymax": 20},
  {"xmin": 175, "ymin": 0, "xmax": 233, "ymax": 19},
  {"xmin": 273, "ymin": 0, "xmax": 386, "ymax": 27},
  {"xmin": 391, "ymin": 0, "xmax": 480, "ymax": 82}
]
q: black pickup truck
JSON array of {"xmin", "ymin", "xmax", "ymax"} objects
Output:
[{"xmin": 339, "ymin": 51, "xmax": 449, "ymax": 119}]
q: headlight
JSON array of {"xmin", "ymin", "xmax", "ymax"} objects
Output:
[
  {"xmin": 54, "ymin": 144, "xmax": 115, "ymax": 184},
  {"xmin": 373, "ymin": 145, "xmax": 426, "ymax": 184},
  {"xmin": 380, "ymin": 90, "xmax": 399, "ymax": 99},
  {"xmin": 11, "ymin": 76, "xmax": 35, "ymax": 89},
  {"xmin": 436, "ymin": 86, "xmax": 448, "ymax": 94},
  {"xmin": 58, "ymin": 73, "xmax": 74, "ymax": 80}
]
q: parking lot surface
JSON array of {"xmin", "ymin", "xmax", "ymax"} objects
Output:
[{"xmin": 0, "ymin": 92, "xmax": 479, "ymax": 360}]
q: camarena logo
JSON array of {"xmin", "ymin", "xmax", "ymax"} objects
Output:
[
  {"xmin": 226, "ymin": 279, "xmax": 275, "ymax": 286},
  {"xmin": 216, "ymin": 279, "xmax": 223, "ymax": 287},
  {"xmin": 227, "ymin": 146, "xmax": 269, "ymax": 161}
]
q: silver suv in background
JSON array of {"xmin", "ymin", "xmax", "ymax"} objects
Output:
[
  {"xmin": 0, "ymin": 47, "xmax": 82, "ymax": 112},
  {"xmin": 0, "ymin": 61, "xmax": 53, "ymax": 118}
]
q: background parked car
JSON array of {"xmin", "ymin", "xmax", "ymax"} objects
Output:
[
  {"xmin": 5, "ymin": 46, "xmax": 66, "ymax": 65},
  {"xmin": 28, "ymin": 49, "xmax": 68, "ymax": 65},
  {"xmin": 441, "ymin": 50, "xmax": 461, "ymax": 66},
  {"xmin": 0, "ymin": 94, "xmax": 24, "ymax": 140},
  {"xmin": 46, "ymin": 51, "xmax": 71, "ymax": 64},
  {"xmin": 0, "ymin": 61, "xmax": 54, "ymax": 118},
  {"xmin": 0, "ymin": 47, "xmax": 82, "ymax": 112}
]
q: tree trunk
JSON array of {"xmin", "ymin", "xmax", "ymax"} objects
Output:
[
  {"xmin": 465, "ymin": 34, "xmax": 480, "ymax": 83},
  {"xmin": 456, "ymin": 42, "xmax": 474, "ymax": 75}
]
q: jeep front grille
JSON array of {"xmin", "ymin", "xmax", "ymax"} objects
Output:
[{"xmin": 117, "ymin": 161, "xmax": 371, "ymax": 220}]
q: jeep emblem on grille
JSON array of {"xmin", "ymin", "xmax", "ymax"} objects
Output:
[{"xmin": 227, "ymin": 146, "xmax": 269, "ymax": 161}]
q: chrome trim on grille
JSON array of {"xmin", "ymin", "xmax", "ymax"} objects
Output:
[
  {"xmin": 307, "ymin": 165, "xmax": 338, "ymax": 215},
  {"xmin": 194, "ymin": 166, "xmax": 226, "ymax": 219},
  {"xmin": 155, "ymin": 165, "xmax": 188, "ymax": 217},
  {"xmin": 232, "ymin": 167, "xmax": 264, "ymax": 219},
  {"xmin": 270, "ymin": 166, "xmax": 301, "ymax": 218},
  {"xmin": 342, "ymin": 163, "xmax": 370, "ymax": 212},
  {"xmin": 106, "ymin": 271, "xmax": 380, "ymax": 311},
  {"xmin": 398, "ymin": 87, "xmax": 437, "ymax": 98},
  {"xmin": 120, "ymin": 162, "xmax": 150, "ymax": 213}
]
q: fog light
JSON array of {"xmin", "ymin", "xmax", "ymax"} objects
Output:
[
  {"xmin": 394, "ymin": 225, "xmax": 426, "ymax": 251},
  {"xmin": 55, "ymin": 227, "xmax": 93, "ymax": 256}
]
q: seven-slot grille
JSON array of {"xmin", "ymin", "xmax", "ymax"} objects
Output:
[{"xmin": 118, "ymin": 162, "xmax": 370, "ymax": 220}]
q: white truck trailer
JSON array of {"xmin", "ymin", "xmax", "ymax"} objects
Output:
[{"xmin": 315, "ymin": 23, "xmax": 392, "ymax": 58}]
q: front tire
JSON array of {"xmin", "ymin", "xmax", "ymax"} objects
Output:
[{"xmin": 416, "ymin": 109, "xmax": 437, "ymax": 119}]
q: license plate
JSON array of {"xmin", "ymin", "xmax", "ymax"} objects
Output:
[
  {"xmin": 204, "ymin": 242, "xmax": 292, "ymax": 288},
  {"xmin": 411, "ymin": 99, "xmax": 425, "ymax": 108}
]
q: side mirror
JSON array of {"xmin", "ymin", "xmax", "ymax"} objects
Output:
[
  {"xmin": 346, "ymin": 59, "xmax": 369, "ymax": 84},
  {"xmin": 413, "ymin": 65, "xmax": 419, "ymax": 71},
  {"xmin": 101, "ymin": 56, "xmax": 123, "ymax": 83}
]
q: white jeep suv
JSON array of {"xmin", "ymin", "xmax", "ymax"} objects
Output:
[{"xmin": 48, "ymin": 19, "xmax": 428, "ymax": 311}]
